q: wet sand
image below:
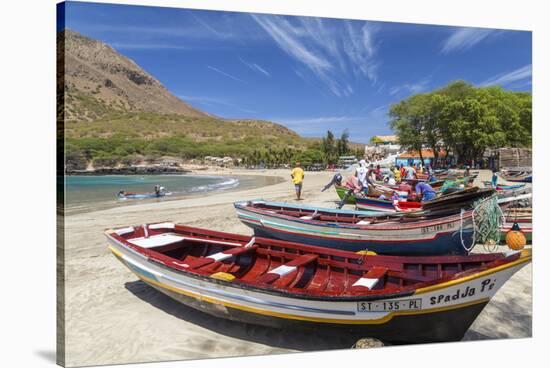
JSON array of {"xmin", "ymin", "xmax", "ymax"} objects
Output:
[{"xmin": 61, "ymin": 169, "xmax": 531, "ymax": 367}]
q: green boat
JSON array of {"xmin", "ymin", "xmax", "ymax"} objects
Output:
[{"xmin": 335, "ymin": 186, "xmax": 356, "ymax": 204}]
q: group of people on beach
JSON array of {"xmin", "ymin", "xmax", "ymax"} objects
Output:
[{"xmin": 291, "ymin": 160, "xmax": 439, "ymax": 207}]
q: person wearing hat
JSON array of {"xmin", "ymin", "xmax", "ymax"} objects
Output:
[{"xmin": 291, "ymin": 161, "xmax": 305, "ymax": 200}]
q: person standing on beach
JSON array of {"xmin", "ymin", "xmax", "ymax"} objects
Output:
[
  {"xmin": 291, "ymin": 161, "xmax": 305, "ymax": 200},
  {"xmin": 355, "ymin": 160, "xmax": 370, "ymax": 194}
]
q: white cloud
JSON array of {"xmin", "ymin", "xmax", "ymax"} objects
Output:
[
  {"xmin": 239, "ymin": 58, "xmax": 271, "ymax": 77},
  {"xmin": 370, "ymin": 104, "xmax": 388, "ymax": 114},
  {"xmin": 251, "ymin": 15, "xmax": 332, "ymax": 73},
  {"xmin": 480, "ymin": 64, "xmax": 532, "ymax": 87},
  {"xmin": 207, "ymin": 65, "xmax": 246, "ymax": 83},
  {"xmin": 251, "ymin": 14, "xmax": 379, "ymax": 97},
  {"xmin": 441, "ymin": 27, "xmax": 501, "ymax": 54},
  {"xmin": 70, "ymin": 13, "xmax": 266, "ymax": 44},
  {"xmin": 252, "ymin": 63, "xmax": 271, "ymax": 77},
  {"xmin": 389, "ymin": 79, "xmax": 431, "ymax": 96},
  {"xmin": 343, "ymin": 21, "xmax": 379, "ymax": 81}
]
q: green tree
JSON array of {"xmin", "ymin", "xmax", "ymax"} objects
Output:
[
  {"xmin": 389, "ymin": 80, "xmax": 531, "ymax": 166},
  {"xmin": 389, "ymin": 94, "xmax": 433, "ymax": 166},
  {"xmin": 321, "ymin": 130, "xmax": 337, "ymax": 164},
  {"xmin": 338, "ymin": 129, "xmax": 350, "ymax": 155}
]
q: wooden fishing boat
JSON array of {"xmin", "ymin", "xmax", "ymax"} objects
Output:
[
  {"xmin": 105, "ymin": 223, "xmax": 531, "ymax": 344},
  {"xmin": 354, "ymin": 187, "xmax": 494, "ymax": 217},
  {"xmin": 355, "ymin": 196, "xmax": 422, "ymax": 213},
  {"xmin": 117, "ymin": 191, "xmax": 171, "ymax": 200},
  {"xmin": 420, "ymin": 187, "xmax": 495, "ymax": 216},
  {"xmin": 482, "ymin": 182, "xmax": 526, "ymax": 191},
  {"xmin": 234, "ymin": 200, "xmax": 475, "ymax": 255},
  {"xmin": 499, "ymin": 170, "xmax": 532, "ymax": 183}
]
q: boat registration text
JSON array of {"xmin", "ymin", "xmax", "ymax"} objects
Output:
[{"xmin": 357, "ymin": 298, "xmax": 422, "ymax": 312}]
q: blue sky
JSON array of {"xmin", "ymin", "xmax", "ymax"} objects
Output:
[{"xmin": 61, "ymin": 1, "xmax": 532, "ymax": 143}]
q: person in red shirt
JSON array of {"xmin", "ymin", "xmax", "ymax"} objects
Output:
[{"xmin": 375, "ymin": 165, "xmax": 382, "ymax": 181}]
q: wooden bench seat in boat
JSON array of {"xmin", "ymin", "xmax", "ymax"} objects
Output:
[
  {"xmin": 190, "ymin": 244, "xmax": 258, "ymax": 270},
  {"xmin": 351, "ymin": 266, "xmax": 388, "ymax": 290},
  {"xmin": 259, "ymin": 253, "xmax": 318, "ymax": 284},
  {"xmin": 128, "ymin": 233, "xmax": 186, "ymax": 248}
]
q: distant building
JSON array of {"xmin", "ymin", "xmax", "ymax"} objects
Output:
[
  {"xmin": 204, "ymin": 156, "xmax": 235, "ymax": 167},
  {"xmin": 338, "ymin": 155, "xmax": 358, "ymax": 168},
  {"xmin": 365, "ymin": 135, "xmax": 401, "ymax": 161},
  {"xmin": 370, "ymin": 135, "xmax": 398, "ymax": 145},
  {"xmin": 396, "ymin": 149, "xmax": 451, "ymax": 167},
  {"xmin": 484, "ymin": 147, "xmax": 532, "ymax": 171}
]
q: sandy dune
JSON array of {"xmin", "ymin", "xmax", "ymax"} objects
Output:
[{"xmin": 61, "ymin": 169, "xmax": 531, "ymax": 367}]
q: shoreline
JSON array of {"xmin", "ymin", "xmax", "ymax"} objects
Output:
[
  {"xmin": 62, "ymin": 169, "xmax": 531, "ymax": 367},
  {"xmin": 64, "ymin": 171, "xmax": 284, "ymax": 215}
]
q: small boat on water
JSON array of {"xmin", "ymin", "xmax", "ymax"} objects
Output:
[
  {"xmin": 117, "ymin": 191, "xmax": 172, "ymax": 200},
  {"xmin": 105, "ymin": 223, "xmax": 531, "ymax": 344},
  {"xmin": 234, "ymin": 200, "xmax": 475, "ymax": 255},
  {"xmin": 117, "ymin": 186, "xmax": 171, "ymax": 200},
  {"xmin": 118, "ymin": 192, "xmax": 172, "ymax": 200}
]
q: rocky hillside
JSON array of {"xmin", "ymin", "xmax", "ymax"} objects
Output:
[
  {"xmin": 58, "ymin": 30, "xmax": 314, "ymax": 170},
  {"xmin": 59, "ymin": 29, "xmax": 209, "ymax": 121}
]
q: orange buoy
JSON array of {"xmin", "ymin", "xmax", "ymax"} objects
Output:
[{"xmin": 506, "ymin": 222, "xmax": 527, "ymax": 250}]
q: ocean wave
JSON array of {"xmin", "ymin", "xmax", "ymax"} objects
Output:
[{"xmin": 189, "ymin": 177, "xmax": 240, "ymax": 193}]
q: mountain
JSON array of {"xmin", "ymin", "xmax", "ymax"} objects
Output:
[
  {"xmin": 58, "ymin": 30, "xmax": 316, "ymax": 169},
  {"xmin": 59, "ymin": 29, "xmax": 209, "ymax": 121}
]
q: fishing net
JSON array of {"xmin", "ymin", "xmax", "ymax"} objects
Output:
[{"xmin": 460, "ymin": 195, "xmax": 504, "ymax": 253}]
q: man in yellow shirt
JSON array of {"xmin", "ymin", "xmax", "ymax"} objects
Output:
[
  {"xmin": 393, "ymin": 166, "xmax": 401, "ymax": 183},
  {"xmin": 291, "ymin": 161, "xmax": 305, "ymax": 200}
]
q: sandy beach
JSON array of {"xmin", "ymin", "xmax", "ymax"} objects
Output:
[{"xmin": 61, "ymin": 168, "xmax": 532, "ymax": 367}]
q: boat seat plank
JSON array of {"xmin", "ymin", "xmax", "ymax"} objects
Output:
[
  {"xmin": 259, "ymin": 254, "xmax": 318, "ymax": 284},
  {"xmin": 129, "ymin": 233, "xmax": 246, "ymax": 249},
  {"xmin": 352, "ymin": 266, "xmax": 388, "ymax": 290},
  {"xmin": 129, "ymin": 233, "xmax": 185, "ymax": 248},
  {"xmin": 189, "ymin": 245, "xmax": 258, "ymax": 270}
]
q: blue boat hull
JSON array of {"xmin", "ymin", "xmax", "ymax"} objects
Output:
[
  {"xmin": 507, "ymin": 176, "xmax": 532, "ymax": 183},
  {"xmin": 248, "ymin": 224, "xmax": 471, "ymax": 256}
]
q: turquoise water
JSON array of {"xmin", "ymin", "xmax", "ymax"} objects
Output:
[{"xmin": 64, "ymin": 174, "xmax": 279, "ymax": 213}]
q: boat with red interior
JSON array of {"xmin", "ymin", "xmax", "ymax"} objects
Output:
[{"xmin": 105, "ymin": 222, "xmax": 531, "ymax": 344}]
